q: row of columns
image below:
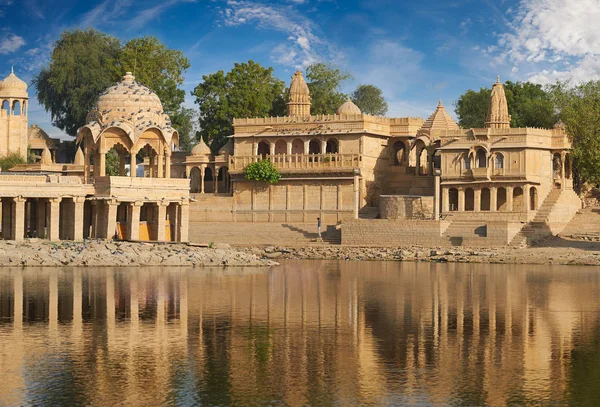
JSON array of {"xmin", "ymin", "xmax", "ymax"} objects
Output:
[
  {"xmin": 254, "ymin": 139, "xmax": 339, "ymax": 156},
  {"xmin": 84, "ymin": 146, "xmax": 172, "ymax": 183},
  {"xmin": 191, "ymin": 165, "xmax": 230, "ymax": 194},
  {"xmin": 441, "ymin": 185, "xmax": 535, "ymax": 213}
]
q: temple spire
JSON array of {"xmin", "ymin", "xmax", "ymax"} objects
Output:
[
  {"xmin": 485, "ymin": 75, "xmax": 511, "ymax": 129},
  {"xmin": 286, "ymin": 70, "xmax": 311, "ymax": 117}
]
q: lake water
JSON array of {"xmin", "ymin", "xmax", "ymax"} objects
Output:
[{"xmin": 1, "ymin": 261, "xmax": 600, "ymax": 406}]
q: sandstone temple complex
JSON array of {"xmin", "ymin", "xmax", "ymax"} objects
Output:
[{"xmin": 0, "ymin": 68, "xmax": 583, "ymax": 246}]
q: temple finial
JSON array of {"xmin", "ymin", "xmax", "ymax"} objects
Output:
[
  {"xmin": 497, "ymin": 75, "xmax": 501, "ymax": 84},
  {"xmin": 438, "ymin": 99, "xmax": 443, "ymax": 107},
  {"xmin": 11, "ymin": 66, "xmax": 14, "ymax": 74}
]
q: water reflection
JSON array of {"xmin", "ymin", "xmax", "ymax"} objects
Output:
[{"xmin": 1, "ymin": 262, "xmax": 600, "ymax": 406}]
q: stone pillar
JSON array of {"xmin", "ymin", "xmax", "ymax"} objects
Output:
[
  {"xmin": 200, "ymin": 166, "xmax": 205, "ymax": 194},
  {"xmin": 12, "ymin": 197, "xmax": 25, "ymax": 241},
  {"xmin": 177, "ymin": 202, "xmax": 190, "ymax": 243},
  {"xmin": 506, "ymin": 186, "xmax": 514, "ymax": 212},
  {"xmin": 560, "ymin": 152, "xmax": 566, "ymax": 189},
  {"xmin": 458, "ymin": 188, "xmax": 465, "ymax": 212},
  {"xmin": 474, "ymin": 189, "xmax": 481, "ymax": 212},
  {"xmin": 105, "ymin": 200, "xmax": 118, "ymax": 240},
  {"xmin": 130, "ymin": 152, "xmax": 137, "ymax": 177},
  {"xmin": 353, "ymin": 174, "xmax": 360, "ymax": 219},
  {"xmin": 321, "ymin": 140, "xmax": 326, "ymax": 154},
  {"xmin": 302, "ymin": 184, "xmax": 308, "ymax": 223},
  {"xmin": 165, "ymin": 154, "xmax": 171, "ymax": 179},
  {"xmin": 524, "ymin": 185, "xmax": 531, "ymax": 216},
  {"xmin": 2, "ymin": 198, "xmax": 12, "ymax": 239},
  {"xmin": 128, "ymin": 202, "xmax": 142, "ymax": 241},
  {"xmin": 84, "ymin": 145, "xmax": 91, "ymax": 183},
  {"xmin": 320, "ymin": 184, "xmax": 325, "ymax": 210},
  {"xmin": 442, "ymin": 187, "xmax": 449, "ymax": 213},
  {"xmin": 434, "ymin": 174, "xmax": 441, "ymax": 219},
  {"xmin": 48, "ymin": 198, "xmax": 61, "ymax": 242},
  {"xmin": 157, "ymin": 202, "xmax": 168, "ymax": 241},
  {"xmin": 214, "ymin": 166, "xmax": 219, "ymax": 194},
  {"xmin": 90, "ymin": 201, "xmax": 98, "ymax": 238},
  {"xmin": 269, "ymin": 143, "xmax": 275, "ymax": 156},
  {"xmin": 490, "ymin": 187, "xmax": 497, "ymax": 212},
  {"xmin": 99, "ymin": 152, "xmax": 106, "ymax": 177},
  {"xmin": 157, "ymin": 151, "xmax": 164, "ymax": 178},
  {"xmin": 73, "ymin": 197, "xmax": 85, "ymax": 241},
  {"xmin": 149, "ymin": 155, "xmax": 155, "ymax": 178},
  {"xmin": 287, "ymin": 142, "xmax": 292, "ymax": 155}
]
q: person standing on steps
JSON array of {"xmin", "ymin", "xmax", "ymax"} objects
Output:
[{"xmin": 317, "ymin": 217, "xmax": 322, "ymax": 240}]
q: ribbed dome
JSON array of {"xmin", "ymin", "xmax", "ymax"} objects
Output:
[
  {"xmin": 191, "ymin": 138, "xmax": 211, "ymax": 156},
  {"xmin": 419, "ymin": 100, "xmax": 459, "ymax": 133},
  {"xmin": 85, "ymin": 72, "xmax": 175, "ymax": 140},
  {"xmin": 337, "ymin": 98, "xmax": 362, "ymax": 115},
  {"xmin": 0, "ymin": 68, "xmax": 28, "ymax": 98},
  {"xmin": 289, "ymin": 70, "xmax": 309, "ymax": 96},
  {"xmin": 74, "ymin": 147, "xmax": 84, "ymax": 165}
]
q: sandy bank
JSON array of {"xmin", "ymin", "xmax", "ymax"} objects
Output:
[
  {"xmin": 240, "ymin": 236, "xmax": 600, "ymax": 266},
  {"xmin": 0, "ymin": 240, "xmax": 276, "ymax": 267}
]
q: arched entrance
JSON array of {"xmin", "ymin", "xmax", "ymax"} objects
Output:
[
  {"xmin": 190, "ymin": 167, "xmax": 201, "ymax": 193},
  {"xmin": 309, "ymin": 139, "xmax": 321, "ymax": 155},
  {"xmin": 465, "ymin": 188, "xmax": 474, "ymax": 211},
  {"xmin": 530, "ymin": 187, "xmax": 538, "ymax": 210},
  {"xmin": 449, "ymin": 188, "xmax": 458, "ymax": 211},
  {"xmin": 392, "ymin": 141, "xmax": 406, "ymax": 166},
  {"xmin": 476, "ymin": 149, "xmax": 487, "ymax": 168},
  {"xmin": 204, "ymin": 167, "xmax": 214, "ymax": 193},
  {"xmin": 481, "ymin": 188, "xmax": 491, "ymax": 211},
  {"xmin": 513, "ymin": 187, "xmax": 524, "ymax": 212},
  {"xmin": 497, "ymin": 187, "xmax": 507, "ymax": 211},
  {"xmin": 217, "ymin": 167, "xmax": 230, "ymax": 193},
  {"xmin": 291, "ymin": 138, "xmax": 303, "ymax": 155},
  {"xmin": 257, "ymin": 141, "xmax": 270, "ymax": 159},
  {"xmin": 326, "ymin": 138, "xmax": 338, "ymax": 154}
]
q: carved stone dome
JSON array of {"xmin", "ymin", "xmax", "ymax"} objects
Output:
[
  {"xmin": 289, "ymin": 70, "xmax": 310, "ymax": 96},
  {"xmin": 337, "ymin": 98, "xmax": 362, "ymax": 115},
  {"xmin": 191, "ymin": 138, "xmax": 211, "ymax": 156},
  {"xmin": 85, "ymin": 72, "xmax": 175, "ymax": 140},
  {"xmin": 0, "ymin": 68, "xmax": 28, "ymax": 98}
]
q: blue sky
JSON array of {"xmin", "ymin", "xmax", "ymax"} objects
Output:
[{"xmin": 2, "ymin": 0, "xmax": 599, "ymax": 139}]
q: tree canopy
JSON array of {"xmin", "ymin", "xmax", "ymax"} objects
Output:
[
  {"xmin": 191, "ymin": 60, "xmax": 286, "ymax": 152},
  {"xmin": 454, "ymin": 81, "xmax": 556, "ymax": 129},
  {"xmin": 306, "ymin": 63, "xmax": 351, "ymax": 115},
  {"xmin": 34, "ymin": 29, "xmax": 190, "ymax": 141},
  {"xmin": 351, "ymin": 84, "xmax": 388, "ymax": 116},
  {"xmin": 550, "ymin": 81, "xmax": 600, "ymax": 185}
]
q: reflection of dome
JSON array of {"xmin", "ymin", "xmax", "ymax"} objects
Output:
[
  {"xmin": 191, "ymin": 138, "xmax": 211, "ymax": 156},
  {"xmin": 337, "ymin": 98, "xmax": 361, "ymax": 115},
  {"xmin": 0, "ymin": 68, "xmax": 28, "ymax": 98},
  {"xmin": 82, "ymin": 72, "xmax": 176, "ymax": 144}
]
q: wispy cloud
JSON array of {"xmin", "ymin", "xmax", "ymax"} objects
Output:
[
  {"xmin": 220, "ymin": 0, "xmax": 338, "ymax": 68},
  {"xmin": 0, "ymin": 34, "xmax": 26, "ymax": 54}
]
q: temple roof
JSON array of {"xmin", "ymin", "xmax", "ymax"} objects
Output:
[
  {"xmin": 337, "ymin": 98, "xmax": 362, "ymax": 115},
  {"xmin": 289, "ymin": 70, "xmax": 310, "ymax": 96},
  {"xmin": 0, "ymin": 67, "xmax": 28, "ymax": 98},
  {"xmin": 191, "ymin": 138, "xmax": 211, "ymax": 156},
  {"xmin": 419, "ymin": 100, "xmax": 459, "ymax": 133},
  {"xmin": 485, "ymin": 76, "xmax": 511, "ymax": 129}
]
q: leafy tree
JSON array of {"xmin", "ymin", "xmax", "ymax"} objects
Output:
[
  {"xmin": 172, "ymin": 108, "xmax": 195, "ymax": 152},
  {"xmin": 549, "ymin": 80, "xmax": 600, "ymax": 185},
  {"xmin": 33, "ymin": 29, "xmax": 121, "ymax": 137},
  {"xmin": 0, "ymin": 153, "xmax": 25, "ymax": 171},
  {"xmin": 192, "ymin": 60, "xmax": 286, "ymax": 152},
  {"xmin": 454, "ymin": 81, "xmax": 556, "ymax": 129},
  {"xmin": 351, "ymin": 84, "xmax": 388, "ymax": 116},
  {"xmin": 244, "ymin": 160, "xmax": 281, "ymax": 184},
  {"xmin": 105, "ymin": 150, "xmax": 121, "ymax": 176},
  {"xmin": 305, "ymin": 63, "xmax": 352, "ymax": 115}
]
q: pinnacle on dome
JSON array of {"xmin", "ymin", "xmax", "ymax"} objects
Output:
[
  {"xmin": 485, "ymin": 75, "xmax": 511, "ymax": 129},
  {"xmin": 287, "ymin": 70, "xmax": 311, "ymax": 117}
]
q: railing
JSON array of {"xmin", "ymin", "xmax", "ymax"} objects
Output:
[{"xmin": 229, "ymin": 153, "xmax": 362, "ymax": 172}]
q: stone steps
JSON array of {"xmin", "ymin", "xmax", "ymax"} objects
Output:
[{"xmin": 510, "ymin": 189, "xmax": 563, "ymax": 247}]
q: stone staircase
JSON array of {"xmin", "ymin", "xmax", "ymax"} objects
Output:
[
  {"xmin": 509, "ymin": 189, "xmax": 563, "ymax": 247},
  {"xmin": 441, "ymin": 218, "xmax": 490, "ymax": 246},
  {"xmin": 188, "ymin": 222, "xmax": 341, "ymax": 246},
  {"xmin": 560, "ymin": 208, "xmax": 600, "ymax": 240}
]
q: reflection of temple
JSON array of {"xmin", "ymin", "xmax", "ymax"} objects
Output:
[
  {"xmin": 0, "ymin": 71, "xmax": 189, "ymax": 242},
  {"xmin": 1, "ymin": 264, "xmax": 599, "ymax": 406}
]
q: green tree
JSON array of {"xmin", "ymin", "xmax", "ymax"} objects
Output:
[
  {"xmin": 549, "ymin": 80, "xmax": 600, "ymax": 185},
  {"xmin": 244, "ymin": 160, "xmax": 281, "ymax": 184},
  {"xmin": 33, "ymin": 29, "xmax": 121, "ymax": 136},
  {"xmin": 305, "ymin": 63, "xmax": 352, "ymax": 115},
  {"xmin": 0, "ymin": 153, "xmax": 25, "ymax": 171},
  {"xmin": 454, "ymin": 81, "xmax": 556, "ymax": 128},
  {"xmin": 351, "ymin": 84, "xmax": 388, "ymax": 116},
  {"xmin": 191, "ymin": 60, "xmax": 286, "ymax": 152},
  {"xmin": 172, "ymin": 108, "xmax": 195, "ymax": 152}
]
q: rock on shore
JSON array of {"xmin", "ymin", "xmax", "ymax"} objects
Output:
[{"xmin": 0, "ymin": 240, "xmax": 276, "ymax": 267}]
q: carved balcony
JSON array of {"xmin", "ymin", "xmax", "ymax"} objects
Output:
[{"xmin": 229, "ymin": 153, "xmax": 363, "ymax": 174}]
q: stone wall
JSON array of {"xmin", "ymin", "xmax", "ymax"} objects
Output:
[
  {"xmin": 341, "ymin": 219, "xmax": 450, "ymax": 246},
  {"xmin": 380, "ymin": 195, "xmax": 434, "ymax": 219}
]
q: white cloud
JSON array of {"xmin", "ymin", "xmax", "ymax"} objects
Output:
[
  {"xmin": 221, "ymin": 0, "xmax": 335, "ymax": 68},
  {"xmin": 0, "ymin": 34, "xmax": 25, "ymax": 54},
  {"xmin": 498, "ymin": 0, "xmax": 600, "ymax": 83}
]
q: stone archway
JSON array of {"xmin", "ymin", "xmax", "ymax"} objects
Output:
[
  {"xmin": 203, "ymin": 167, "xmax": 214, "ymax": 193},
  {"xmin": 481, "ymin": 188, "xmax": 491, "ymax": 211},
  {"xmin": 497, "ymin": 187, "xmax": 507, "ymax": 211},
  {"xmin": 257, "ymin": 141, "xmax": 270, "ymax": 159},
  {"xmin": 449, "ymin": 188, "xmax": 459, "ymax": 211},
  {"xmin": 465, "ymin": 188, "xmax": 475, "ymax": 211},
  {"xmin": 190, "ymin": 167, "xmax": 201, "ymax": 193},
  {"xmin": 513, "ymin": 187, "xmax": 525, "ymax": 212}
]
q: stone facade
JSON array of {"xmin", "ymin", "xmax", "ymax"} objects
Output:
[{"xmin": 0, "ymin": 68, "xmax": 28, "ymax": 158}]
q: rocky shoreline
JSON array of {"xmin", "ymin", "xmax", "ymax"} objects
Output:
[
  {"xmin": 241, "ymin": 237, "xmax": 600, "ymax": 266},
  {"xmin": 0, "ymin": 240, "xmax": 275, "ymax": 267}
]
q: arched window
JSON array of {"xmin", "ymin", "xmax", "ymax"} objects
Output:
[
  {"xmin": 449, "ymin": 188, "xmax": 459, "ymax": 211},
  {"xmin": 274, "ymin": 139, "xmax": 287, "ymax": 155},
  {"xmin": 476, "ymin": 149, "xmax": 487, "ymax": 168},
  {"xmin": 1, "ymin": 100, "xmax": 9, "ymax": 114},
  {"xmin": 326, "ymin": 138, "xmax": 338, "ymax": 154},
  {"xmin": 291, "ymin": 138, "xmax": 303, "ymax": 155},
  {"xmin": 463, "ymin": 154, "xmax": 471, "ymax": 171},
  {"xmin": 481, "ymin": 188, "xmax": 491, "ymax": 211},
  {"xmin": 465, "ymin": 188, "xmax": 475, "ymax": 211},
  {"xmin": 392, "ymin": 141, "xmax": 405, "ymax": 166},
  {"xmin": 257, "ymin": 141, "xmax": 270, "ymax": 159},
  {"xmin": 308, "ymin": 139, "xmax": 320, "ymax": 155},
  {"xmin": 495, "ymin": 153, "xmax": 504, "ymax": 169},
  {"xmin": 12, "ymin": 100, "xmax": 21, "ymax": 116}
]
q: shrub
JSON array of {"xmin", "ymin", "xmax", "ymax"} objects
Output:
[
  {"xmin": 244, "ymin": 159, "xmax": 281, "ymax": 184},
  {"xmin": 0, "ymin": 152, "xmax": 26, "ymax": 171}
]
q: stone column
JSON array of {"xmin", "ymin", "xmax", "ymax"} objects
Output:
[
  {"xmin": 269, "ymin": 143, "xmax": 276, "ymax": 156},
  {"xmin": 177, "ymin": 202, "xmax": 190, "ymax": 243},
  {"xmin": 12, "ymin": 196, "xmax": 25, "ymax": 241},
  {"xmin": 157, "ymin": 202, "xmax": 168, "ymax": 241},
  {"xmin": 458, "ymin": 188, "xmax": 465, "ymax": 212},
  {"xmin": 200, "ymin": 166, "xmax": 205, "ymax": 194},
  {"xmin": 474, "ymin": 189, "xmax": 481, "ymax": 212},
  {"xmin": 442, "ymin": 187, "xmax": 449, "ymax": 213},
  {"xmin": 99, "ymin": 152, "xmax": 106, "ymax": 177},
  {"xmin": 73, "ymin": 197, "xmax": 85, "ymax": 241},
  {"xmin": 47, "ymin": 198, "xmax": 61, "ymax": 242},
  {"xmin": 287, "ymin": 142, "xmax": 292, "ymax": 155},
  {"xmin": 165, "ymin": 154, "xmax": 171, "ymax": 179},
  {"xmin": 157, "ymin": 151, "xmax": 164, "ymax": 178},
  {"xmin": 524, "ymin": 185, "xmax": 531, "ymax": 217},
  {"xmin": 2, "ymin": 198, "xmax": 12, "ymax": 239},
  {"xmin": 128, "ymin": 202, "xmax": 142, "ymax": 241},
  {"xmin": 321, "ymin": 140, "xmax": 326, "ymax": 154},
  {"xmin": 149, "ymin": 155, "xmax": 155, "ymax": 178},
  {"xmin": 353, "ymin": 174, "xmax": 360, "ymax": 219},
  {"xmin": 84, "ymin": 145, "xmax": 91, "ymax": 183},
  {"xmin": 434, "ymin": 174, "xmax": 441, "ymax": 219},
  {"xmin": 490, "ymin": 187, "xmax": 497, "ymax": 212},
  {"xmin": 560, "ymin": 152, "xmax": 566, "ymax": 189},
  {"xmin": 105, "ymin": 200, "xmax": 118, "ymax": 240},
  {"xmin": 214, "ymin": 166, "xmax": 219, "ymax": 194},
  {"xmin": 506, "ymin": 186, "xmax": 514, "ymax": 212},
  {"xmin": 130, "ymin": 152, "xmax": 137, "ymax": 177},
  {"xmin": 90, "ymin": 201, "xmax": 98, "ymax": 238}
]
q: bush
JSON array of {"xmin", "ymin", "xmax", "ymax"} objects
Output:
[
  {"xmin": 0, "ymin": 152, "xmax": 26, "ymax": 171},
  {"xmin": 244, "ymin": 159, "xmax": 281, "ymax": 184}
]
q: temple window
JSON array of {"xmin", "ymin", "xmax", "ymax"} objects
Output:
[
  {"xmin": 476, "ymin": 149, "xmax": 487, "ymax": 168},
  {"xmin": 495, "ymin": 153, "xmax": 504, "ymax": 169},
  {"xmin": 463, "ymin": 154, "xmax": 471, "ymax": 170}
]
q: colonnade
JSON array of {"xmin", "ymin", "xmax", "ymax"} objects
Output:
[
  {"xmin": 254, "ymin": 137, "xmax": 339, "ymax": 157},
  {"xmin": 189, "ymin": 165, "xmax": 231, "ymax": 194},
  {"xmin": 442, "ymin": 185, "xmax": 538, "ymax": 213}
]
